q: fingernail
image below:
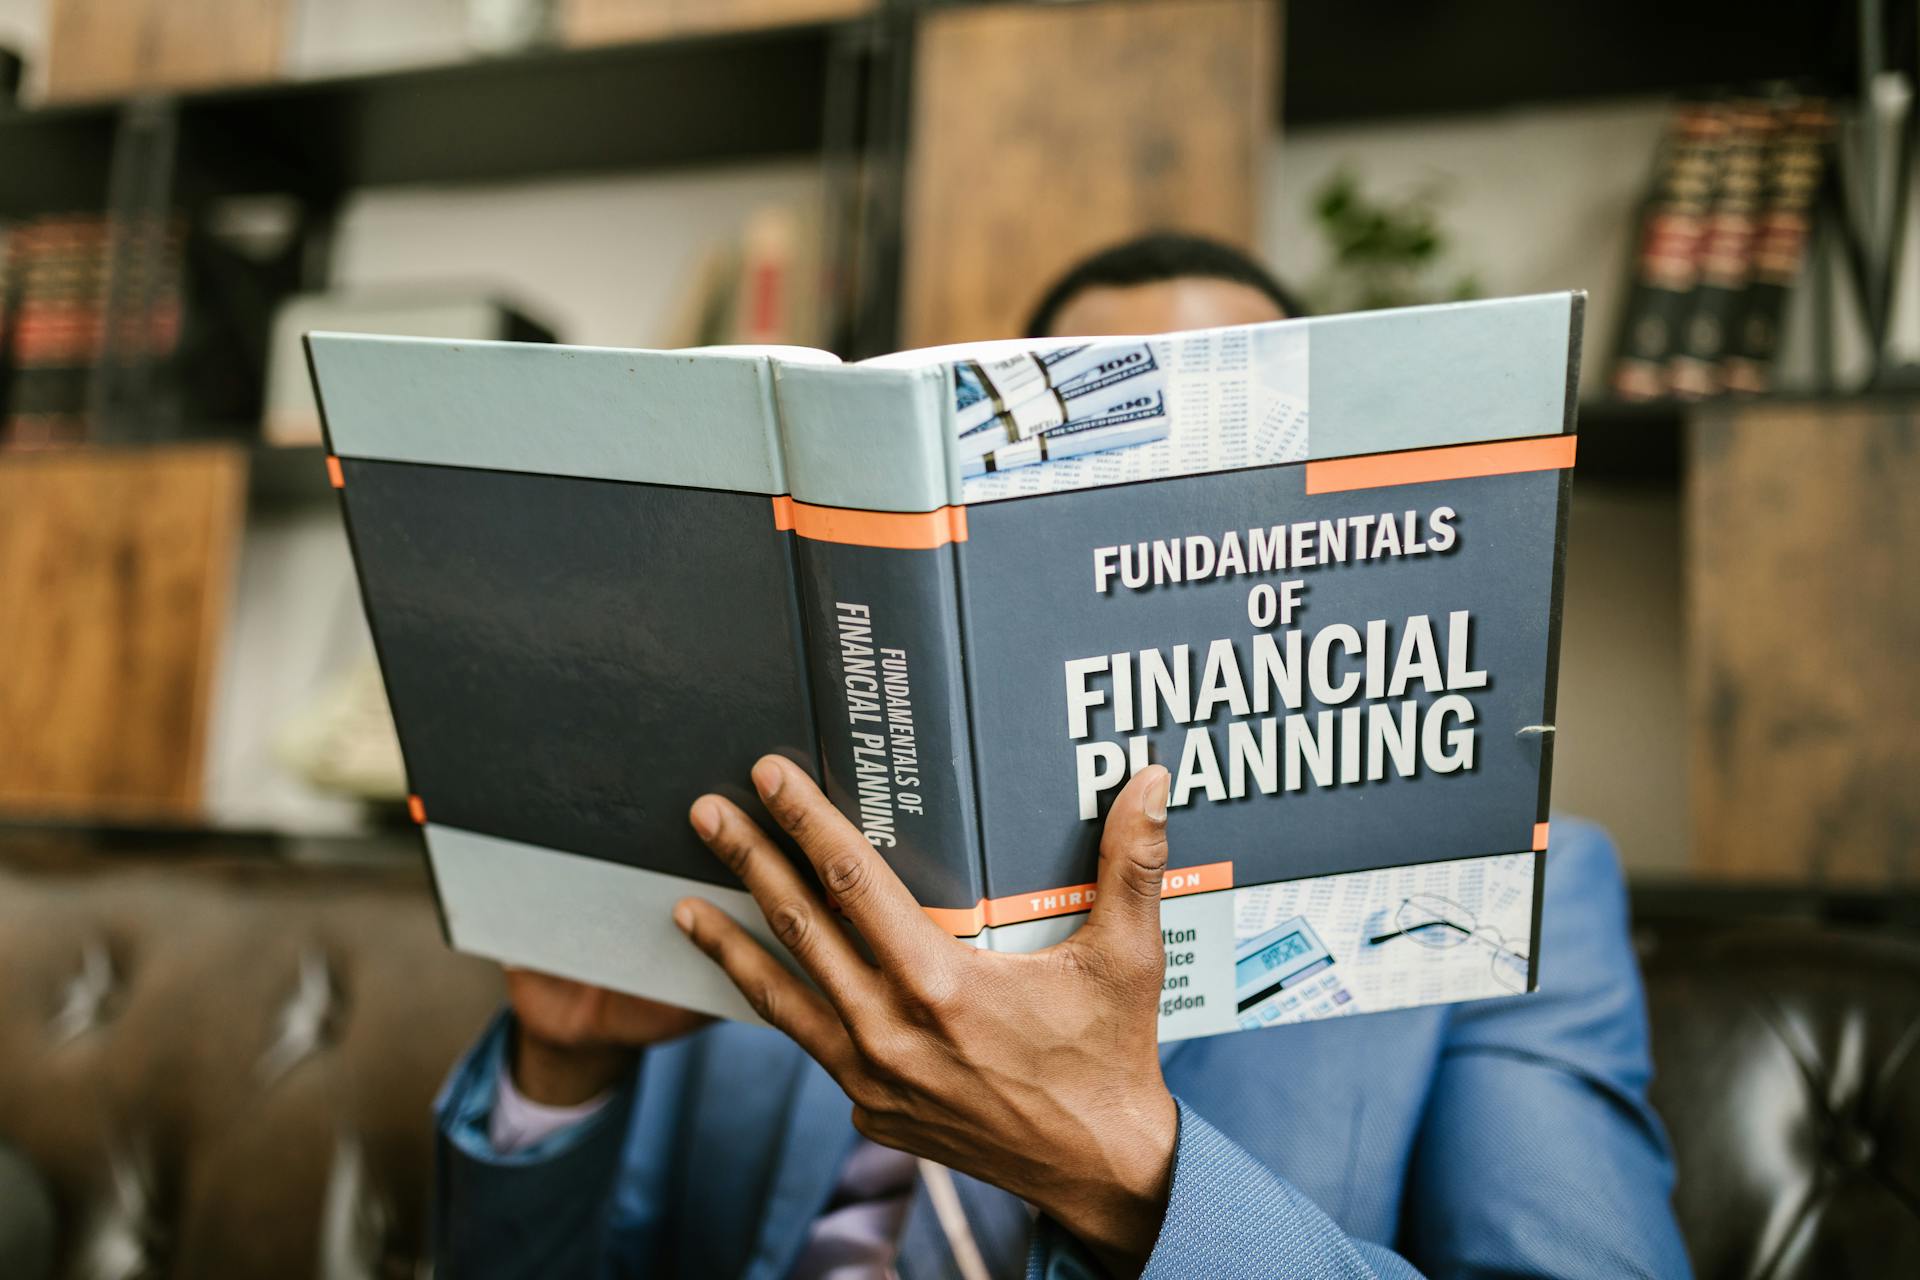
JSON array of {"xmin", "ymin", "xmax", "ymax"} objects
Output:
[
  {"xmin": 672, "ymin": 901, "xmax": 694, "ymax": 933},
  {"xmin": 690, "ymin": 797, "xmax": 721, "ymax": 839},
  {"xmin": 1144, "ymin": 767, "xmax": 1170, "ymax": 824},
  {"xmin": 751, "ymin": 757, "xmax": 784, "ymax": 800}
]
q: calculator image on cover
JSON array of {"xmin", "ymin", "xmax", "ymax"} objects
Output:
[{"xmin": 1234, "ymin": 917, "xmax": 1359, "ymax": 1029}]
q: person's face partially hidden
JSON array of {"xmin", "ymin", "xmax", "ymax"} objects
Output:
[{"xmin": 1043, "ymin": 276, "xmax": 1287, "ymax": 339}]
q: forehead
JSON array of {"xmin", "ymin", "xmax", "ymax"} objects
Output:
[{"xmin": 1045, "ymin": 276, "xmax": 1287, "ymax": 338}]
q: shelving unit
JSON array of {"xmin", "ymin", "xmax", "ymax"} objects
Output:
[
  {"xmin": 0, "ymin": 0, "xmax": 1872, "ymax": 455},
  {"xmin": 0, "ymin": 0, "xmax": 1863, "ymax": 210},
  {"xmin": 0, "ymin": 0, "xmax": 1874, "ymax": 370},
  {"xmin": 0, "ymin": 1, "xmax": 1909, "ymax": 877}
]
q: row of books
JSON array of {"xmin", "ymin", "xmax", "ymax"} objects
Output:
[
  {"xmin": 0, "ymin": 214, "xmax": 185, "ymax": 448},
  {"xmin": 0, "ymin": 211, "xmax": 296, "ymax": 449},
  {"xmin": 1610, "ymin": 88, "xmax": 1833, "ymax": 401}
]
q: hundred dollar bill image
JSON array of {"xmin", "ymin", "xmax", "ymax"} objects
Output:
[
  {"xmin": 954, "ymin": 361, "xmax": 999, "ymax": 434},
  {"xmin": 958, "ymin": 342, "xmax": 1166, "ymax": 459},
  {"xmin": 962, "ymin": 388, "xmax": 1171, "ymax": 476},
  {"xmin": 958, "ymin": 319, "xmax": 1308, "ymax": 497}
]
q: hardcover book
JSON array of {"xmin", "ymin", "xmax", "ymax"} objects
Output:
[{"xmin": 308, "ymin": 291, "xmax": 1582, "ymax": 1043}]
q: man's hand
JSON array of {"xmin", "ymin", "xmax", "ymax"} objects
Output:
[
  {"xmin": 676, "ymin": 755, "xmax": 1178, "ymax": 1277},
  {"xmin": 505, "ymin": 969, "xmax": 710, "ymax": 1105}
]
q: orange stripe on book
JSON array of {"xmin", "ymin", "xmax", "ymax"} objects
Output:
[
  {"xmin": 770, "ymin": 495, "xmax": 795, "ymax": 530},
  {"xmin": 1304, "ymin": 435, "xmax": 1577, "ymax": 495},
  {"xmin": 785, "ymin": 499, "xmax": 968, "ymax": 549},
  {"xmin": 923, "ymin": 861, "xmax": 1235, "ymax": 936},
  {"xmin": 923, "ymin": 903, "xmax": 987, "ymax": 935},
  {"xmin": 326, "ymin": 455, "xmax": 345, "ymax": 488},
  {"xmin": 1532, "ymin": 821, "xmax": 1550, "ymax": 852},
  {"xmin": 407, "ymin": 794, "xmax": 426, "ymax": 825}
]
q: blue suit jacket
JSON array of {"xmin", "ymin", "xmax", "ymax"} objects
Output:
[{"xmin": 433, "ymin": 820, "xmax": 1692, "ymax": 1278}]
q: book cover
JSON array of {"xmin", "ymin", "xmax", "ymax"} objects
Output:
[{"xmin": 309, "ymin": 292, "xmax": 1582, "ymax": 1043}]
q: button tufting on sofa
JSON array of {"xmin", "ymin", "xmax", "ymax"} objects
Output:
[
  {"xmin": 0, "ymin": 853, "xmax": 503, "ymax": 1278},
  {"xmin": 1639, "ymin": 923, "xmax": 1920, "ymax": 1279}
]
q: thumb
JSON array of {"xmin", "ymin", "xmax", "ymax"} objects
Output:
[{"xmin": 1082, "ymin": 764, "xmax": 1171, "ymax": 949}]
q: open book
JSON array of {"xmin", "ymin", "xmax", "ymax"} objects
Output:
[{"xmin": 307, "ymin": 292, "xmax": 1581, "ymax": 1042}]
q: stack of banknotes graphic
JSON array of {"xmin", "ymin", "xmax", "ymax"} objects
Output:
[{"xmin": 953, "ymin": 342, "xmax": 1171, "ymax": 475}]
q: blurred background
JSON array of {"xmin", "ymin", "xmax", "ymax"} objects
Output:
[{"xmin": 0, "ymin": 1, "xmax": 1915, "ymax": 1277}]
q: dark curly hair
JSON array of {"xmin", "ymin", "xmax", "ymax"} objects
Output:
[{"xmin": 1024, "ymin": 231, "xmax": 1307, "ymax": 337}]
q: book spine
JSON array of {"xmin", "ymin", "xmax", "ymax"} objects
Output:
[
  {"xmin": 1723, "ymin": 92, "xmax": 1832, "ymax": 394},
  {"xmin": 771, "ymin": 361, "xmax": 988, "ymax": 937},
  {"xmin": 1611, "ymin": 100, "xmax": 1725, "ymax": 400},
  {"xmin": 1668, "ymin": 94, "xmax": 1768, "ymax": 399}
]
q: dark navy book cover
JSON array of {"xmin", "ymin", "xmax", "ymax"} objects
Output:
[{"xmin": 310, "ymin": 292, "xmax": 1581, "ymax": 1040}]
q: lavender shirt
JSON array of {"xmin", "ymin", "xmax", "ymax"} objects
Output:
[{"xmin": 491, "ymin": 1071, "xmax": 916, "ymax": 1279}]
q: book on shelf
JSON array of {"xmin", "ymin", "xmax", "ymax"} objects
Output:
[
  {"xmin": 655, "ymin": 202, "xmax": 827, "ymax": 352},
  {"xmin": 0, "ymin": 209, "xmax": 294, "ymax": 449},
  {"xmin": 1612, "ymin": 88, "xmax": 1833, "ymax": 402},
  {"xmin": 1611, "ymin": 99, "xmax": 1725, "ymax": 401},
  {"xmin": 0, "ymin": 213, "xmax": 180, "ymax": 449},
  {"xmin": 308, "ymin": 292, "xmax": 1581, "ymax": 1043},
  {"xmin": 1723, "ymin": 92, "xmax": 1833, "ymax": 394},
  {"xmin": 1667, "ymin": 94, "xmax": 1768, "ymax": 399}
]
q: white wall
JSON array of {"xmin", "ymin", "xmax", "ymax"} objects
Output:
[
  {"xmin": 1263, "ymin": 98, "xmax": 1673, "ymax": 392},
  {"xmin": 329, "ymin": 164, "xmax": 824, "ymax": 349}
]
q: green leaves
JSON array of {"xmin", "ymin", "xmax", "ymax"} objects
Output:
[{"xmin": 1306, "ymin": 167, "xmax": 1480, "ymax": 314}]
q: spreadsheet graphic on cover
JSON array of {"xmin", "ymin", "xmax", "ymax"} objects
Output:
[{"xmin": 307, "ymin": 292, "xmax": 1582, "ymax": 1043}]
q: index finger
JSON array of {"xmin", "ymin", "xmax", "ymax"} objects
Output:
[{"xmin": 748, "ymin": 754, "xmax": 952, "ymax": 973}]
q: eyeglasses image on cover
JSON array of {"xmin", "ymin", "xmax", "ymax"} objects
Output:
[
  {"xmin": 1232, "ymin": 916, "xmax": 1360, "ymax": 1030},
  {"xmin": 1367, "ymin": 893, "xmax": 1531, "ymax": 994}
]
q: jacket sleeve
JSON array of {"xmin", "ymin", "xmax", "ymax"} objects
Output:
[
  {"xmin": 1028, "ymin": 822, "xmax": 1691, "ymax": 1280},
  {"xmin": 1397, "ymin": 820, "xmax": 1692, "ymax": 1279},
  {"xmin": 433, "ymin": 1010, "xmax": 638, "ymax": 1280},
  {"xmin": 1027, "ymin": 1098, "xmax": 1426, "ymax": 1280}
]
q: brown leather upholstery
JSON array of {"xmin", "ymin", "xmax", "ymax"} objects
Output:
[
  {"xmin": 5, "ymin": 846, "xmax": 1918, "ymax": 1279},
  {"xmin": 0, "ymin": 850, "xmax": 501, "ymax": 1279},
  {"xmin": 1640, "ymin": 920, "xmax": 1920, "ymax": 1280}
]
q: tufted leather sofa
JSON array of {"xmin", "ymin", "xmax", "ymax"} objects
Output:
[
  {"xmin": 0, "ymin": 844, "xmax": 501, "ymax": 1280},
  {"xmin": 2, "ymin": 845, "xmax": 1917, "ymax": 1278},
  {"xmin": 1637, "ymin": 911, "xmax": 1920, "ymax": 1279}
]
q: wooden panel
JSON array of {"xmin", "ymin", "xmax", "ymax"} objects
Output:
[
  {"xmin": 0, "ymin": 445, "xmax": 247, "ymax": 820},
  {"xmin": 46, "ymin": 0, "xmax": 288, "ymax": 101},
  {"xmin": 1687, "ymin": 401, "xmax": 1920, "ymax": 885},
  {"xmin": 902, "ymin": 0, "xmax": 1276, "ymax": 348},
  {"xmin": 42, "ymin": 0, "xmax": 147, "ymax": 102},
  {"xmin": 560, "ymin": 0, "xmax": 874, "ymax": 45}
]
